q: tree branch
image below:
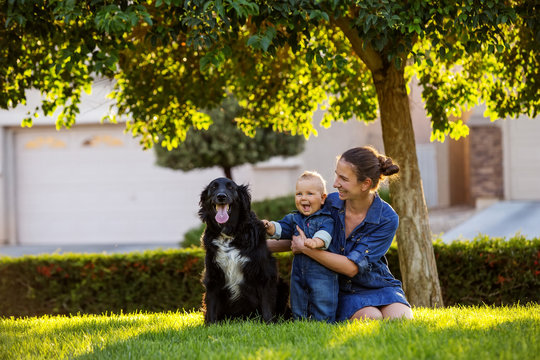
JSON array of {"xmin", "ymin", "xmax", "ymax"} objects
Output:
[{"xmin": 331, "ymin": 15, "xmax": 383, "ymax": 76}]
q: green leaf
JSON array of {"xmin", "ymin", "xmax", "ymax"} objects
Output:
[
  {"xmin": 315, "ymin": 53, "xmax": 324, "ymax": 66},
  {"xmin": 21, "ymin": 117, "xmax": 33, "ymax": 128},
  {"xmin": 260, "ymin": 36, "xmax": 271, "ymax": 51},
  {"xmin": 306, "ymin": 51, "xmax": 314, "ymax": 65},
  {"xmin": 247, "ymin": 35, "xmax": 260, "ymax": 48}
]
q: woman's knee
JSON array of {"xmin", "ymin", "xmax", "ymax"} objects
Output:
[
  {"xmin": 381, "ymin": 303, "xmax": 413, "ymax": 320},
  {"xmin": 350, "ymin": 306, "xmax": 383, "ymax": 320}
]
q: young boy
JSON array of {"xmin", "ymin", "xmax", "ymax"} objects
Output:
[{"xmin": 262, "ymin": 171, "xmax": 338, "ymax": 322}]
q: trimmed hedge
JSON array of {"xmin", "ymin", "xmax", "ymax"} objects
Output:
[
  {"xmin": 1, "ymin": 236, "xmax": 538, "ymax": 318},
  {"xmin": 0, "ymin": 248, "xmax": 206, "ymax": 317},
  {"xmin": 387, "ymin": 235, "xmax": 540, "ymax": 306}
]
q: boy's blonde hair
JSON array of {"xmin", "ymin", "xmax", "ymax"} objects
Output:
[{"xmin": 297, "ymin": 171, "xmax": 327, "ymax": 195}]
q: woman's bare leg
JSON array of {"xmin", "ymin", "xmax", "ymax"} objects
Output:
[
  {"xmin": 380, "ymin": 303, "xmax": 413, "ymax": 319},
  {"xmin": 350, "ymin": 306, "xmax": 383, "ymax": 320}
]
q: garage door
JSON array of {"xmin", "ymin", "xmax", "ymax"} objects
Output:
[{"xmin": 12, "ymin": 124, "xmax": 221, "ymax": 245}]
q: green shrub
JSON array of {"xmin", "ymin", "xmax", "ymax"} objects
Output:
[
  {"xmin": 251, "ymin": 194, "xmax": 296, "ymax": 220},
  {"xmin": 377, "ymin": 186, "xmax": 391, "ymax": 204},
  {"xmin": 386, "ymin": 235, "xmax": 540, "ymax": 306},
  {"xmin": 182, "ymin": 224, "xmax": 205, "ymax": 248},
  {"xmin": 435, "ymin": 235, "xmax": 540, "ymax": 306},
  {"xmin": 0, "ymin": 248, "xmax": 205, "ymax": 317},
  {"xmin": 1, "ymin": 235, "xmax": 538, "ymax": 318}
]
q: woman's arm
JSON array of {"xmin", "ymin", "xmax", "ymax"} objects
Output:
[
  {"xmin": 266, "ymin": 239, "xmax": 292, "ymax": 253},
  {"xmin": 291, "ymin": 227, "xmax": 359, "ymax": 278}
]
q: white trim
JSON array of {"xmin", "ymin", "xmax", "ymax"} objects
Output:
[
  {"xmin": 254, "ymin": 155, "xmax": 302, "ymax": 169},
  {"xmin": 4, "ymin": 128, "xmax": 18, "ymax": 245},
  {"xmin": 501, "ymin": 118, "xmax": 512, "ymax": 201},
  {"xmin": 0, "ymin": 127, "xmax": 5, "ymax": 244}
]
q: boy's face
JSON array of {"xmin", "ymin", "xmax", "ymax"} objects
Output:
[{"xmin": 295, "ymin": 178, "xmax": 327, "ymax": 216}]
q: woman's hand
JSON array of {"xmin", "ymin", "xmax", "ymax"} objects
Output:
[
  {"xmin": 291, "ymin": 226, "xmax": 308, "ymax": 254},
  {"xmin": 291, "ymin": 226, "xmax": 360, "ymax": 278}
]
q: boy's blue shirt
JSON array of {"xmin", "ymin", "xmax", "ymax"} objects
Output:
[{"xmin": 270, "ymin": 208, "xmax": 334, "ymax": 250}]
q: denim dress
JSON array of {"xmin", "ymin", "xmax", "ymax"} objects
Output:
[
  {"xmin": 271, "ymin": 209, "xmax": 338, "ymax": 322},
  {"xmin": 324, "ymin": 192, "xmax": 410, "ymax": 321}
]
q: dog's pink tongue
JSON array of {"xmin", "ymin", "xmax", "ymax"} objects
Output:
[{"xmin": 215, "ymin": 205, "xmax": 229, "ymax": 224}]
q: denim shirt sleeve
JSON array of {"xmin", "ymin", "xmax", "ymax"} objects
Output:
[
  {"xmin": 270, "ymin": 213, "xmax": 296, "ymax": 239},
  {"xmin": 312, "ymin": 215, "xmax": 334, "ymax": 250},
  {"xmin": 346, "ymin": 212, "xmax": 398, "ymax": 275}
]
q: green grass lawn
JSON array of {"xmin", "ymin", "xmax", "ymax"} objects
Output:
[{"xmin": 1, "ymin": 304, "xmax": 538, "ymax": 359}]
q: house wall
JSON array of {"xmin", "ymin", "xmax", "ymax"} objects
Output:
[
  {"xmin": 448, "ymin": 136, "xmax": 472, "ymax": 206},
  {"xmin": 0, "ymin": 81, "xmax": 447, "ymax": 246},
  {"xmin": 8, "ymin": 124, "xmax": 225, "ymax": 245},
  {"xmin": 300, "ymin": 112, "xmax": 383, "ymax": 191},
  {"xmin": 2, "ymin": 120, "xmax": 388, "ymax": 245},
  {"xmin": 0, "ymin": 127, "xmax": 7, "ymax": 243},
  {"xmin": 408, "ymin": 78, "xmax": 447, "ymax": 208},
  {"xmin": 469, "ymin": 125, "xmax": 504, "ymax": 201},
  {"xmin": 458, "ymin": 108, "xmax": 540, "ymax": 206}
]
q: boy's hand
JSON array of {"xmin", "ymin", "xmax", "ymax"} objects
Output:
[
  {"xmin": 261, "ymin": 220, "xmax": 275, "ymax": 236},
  {"xmin": 304, "ymin": 237, "xmax": 324, "ymax": 249}
]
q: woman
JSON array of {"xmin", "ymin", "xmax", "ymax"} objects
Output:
[{"xmin": 268, "ymin": 146, "xmax": 413, "ymax": 320}]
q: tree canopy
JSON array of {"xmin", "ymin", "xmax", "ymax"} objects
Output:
[
  {"xmin": 154, "ymin": 96, "xmax": 305, "ymax": 180},
  {"xmin": 3, "ymin": 1, "xmax": 537, "ymax": 142},
  {"xmin": 2, "ymin": 0, "xmax": 538, "ymax": 307}
]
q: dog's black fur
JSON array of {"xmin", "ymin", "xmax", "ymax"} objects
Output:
[{"xmin": 199, "ymin": 177, "xmax": 289, "ymax": 323}]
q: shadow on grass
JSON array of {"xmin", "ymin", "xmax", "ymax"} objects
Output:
[{"xmin": 70, "ymin": 317, "xmax": 539, "ymax": 359}]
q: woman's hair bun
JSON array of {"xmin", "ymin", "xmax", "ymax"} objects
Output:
[{"xmin": 378, "ymin": 156, "xmax": 400, "ymax": 176}]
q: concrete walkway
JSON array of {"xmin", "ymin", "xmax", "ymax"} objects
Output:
[
  {"xmin": 0, "ymin": 243, "xmax": 180, "ymax": 258},
  {"xmin": 441, "ymin": 201, "xmax": 540, "ymax": 242}
]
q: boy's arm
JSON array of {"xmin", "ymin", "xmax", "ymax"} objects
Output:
[
  {"xmin": 269, "ymin": 214, "xmax": 295, "ymax": 239},
  {"xmin": 261, "ymin": 220, "xmax": 276, "ymax": 236},
  {"xmin": 308, "ymin": 216, "xmax": 334, "ymax": 250},
  {"xmin": 304, "ymin": 237, "xmax": 326, "ymax": 249}
]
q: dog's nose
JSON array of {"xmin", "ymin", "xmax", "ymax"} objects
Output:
[{"xmin": 216, "ymin": 193, "xmax": 228, "ymax": 202}]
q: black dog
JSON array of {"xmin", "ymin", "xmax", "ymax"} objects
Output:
[{"xmin": 199, "ymin": 177, "xmax": 288, "ymax": 323}]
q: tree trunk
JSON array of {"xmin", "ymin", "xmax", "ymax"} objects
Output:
[
  {"xmin": 336, "ymin": 16, "xmax": 443, "ymax": 307},
  {"xmin": 373, "ymin": 65, "xmax": 444, "ymax": 307},
  {"xmin": 223, "ymin": 166, "xmax": 233, "ymax": 180}
]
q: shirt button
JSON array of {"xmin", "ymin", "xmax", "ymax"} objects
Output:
[{"xmin": 341, "ymin": 247, "xmax": 345, "ymax": 253}]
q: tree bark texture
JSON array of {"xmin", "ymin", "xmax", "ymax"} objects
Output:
[
  {"xmin": 336, "ymin": 16, "xmax": 444, "ymax": 307},
  {"xmin": 223, "ymin": 167, "xmax": 233, "ymax": 180},
  {"xmin": 373, "ymin": 65, "xmax": 444, "ymax": 307}
]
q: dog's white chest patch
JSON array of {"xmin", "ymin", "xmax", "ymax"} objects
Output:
[{"xmin": 212, "ymin": 235, "xmax": 250, "ymax": 301}]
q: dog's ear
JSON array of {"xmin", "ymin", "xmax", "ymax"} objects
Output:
[
  {"xmin": 237, "ymin": 184, "xmax": 252, "ymax": 213},
  {"xmin": 198, "ymin": 184, "xmax": 211, "ymax": 221}
]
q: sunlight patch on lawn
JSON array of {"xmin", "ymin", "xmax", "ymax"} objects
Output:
[
  {"xmin": 2, "ymin": 310, "xmax": 205, "ymax": 359},
  {"xmin": 414, "ymin": 305, "xmax": 540, "ymax": 331},
  {"xmin": 247, "ymin": 347, "xmax": 294, "ymax": 360},
  {"xmin": 328, "ymin": 319, "xmax": 382, "ymax": 348},
  {"xmin": 2, "ymin": 306, "xmax": 538, "ymax": 359}
]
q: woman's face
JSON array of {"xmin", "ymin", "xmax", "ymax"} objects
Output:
[{"xmin": 333, "ymin": 159, "xmax": 363, "ymax": 200}]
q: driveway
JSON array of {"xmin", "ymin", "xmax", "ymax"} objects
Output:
[{"xmin": 441, "ymin": 201, "xmax": 540, "ymax": 242}]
